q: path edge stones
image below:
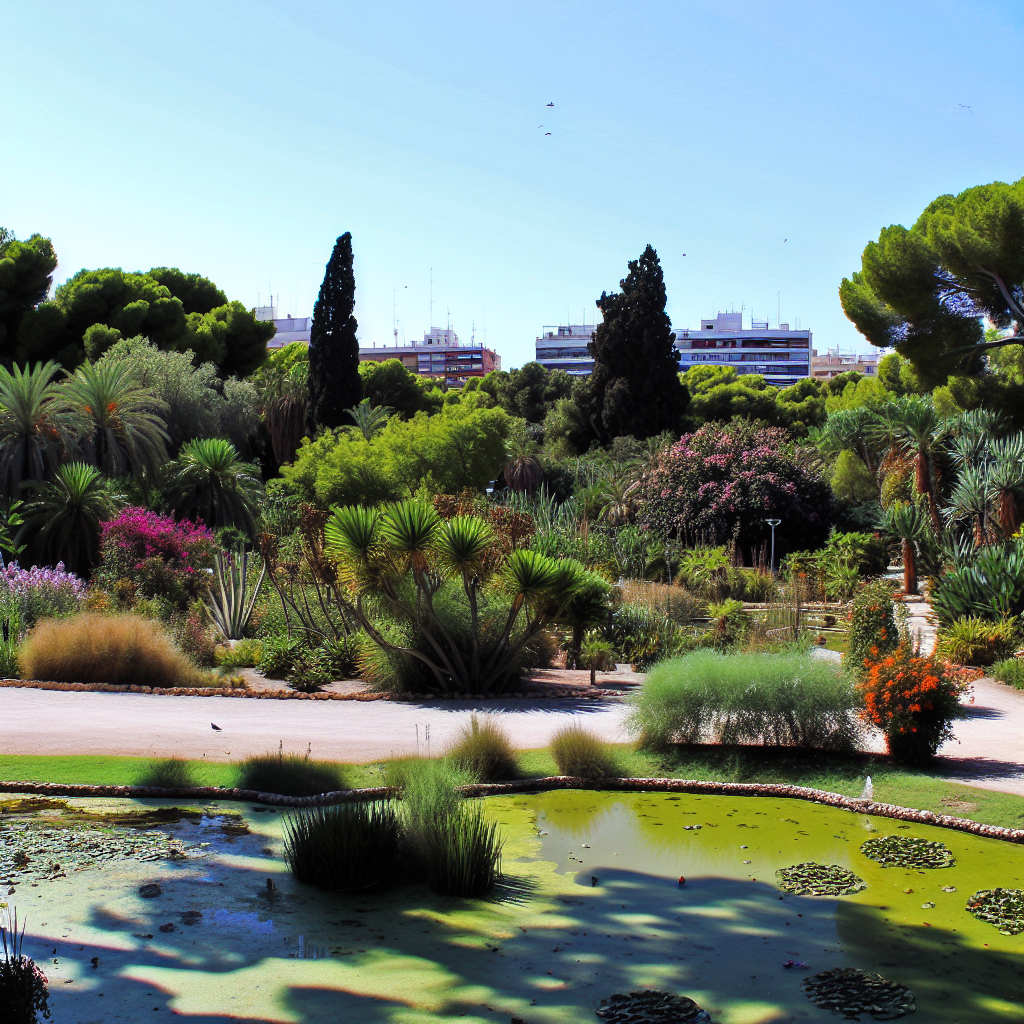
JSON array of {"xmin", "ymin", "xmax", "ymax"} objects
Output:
[{"xmin": 1, "ymin": 776, "xmax": 1021, "ymax": 843}]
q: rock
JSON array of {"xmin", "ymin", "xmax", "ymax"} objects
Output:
[
  {"xmin": 159, "ymin": 923, "xmax": 175, "ymax": 933},
  {"xmin": 138, "ymin": 884, "xmax": 162, "ymax": 898}
]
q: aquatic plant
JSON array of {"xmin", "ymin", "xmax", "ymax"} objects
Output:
[
  {"xmin": 596, "ymin": 989, "xmax": 710, "ymax": 1023},
  {"xmin": 283, "ymin": 800, "xmax": 400, "ymax": 891},
  {"xmin": 19, "ymin": 612, "xmax": 207, "ymax": 687},
  {"xmin": 0, "ymin": 907, "xmax": 51, "ymax": 1024},
  {"xmin": 800, "ymin": 967, "xmax": 915, "ymax": 1020},
  {"xmin": 446, "ymin": 715, "xmax": 519, "ymax": 782},
  {"xmin": 135, "ymin": 758, "xmax": 199, "ymax": 789},
  {"xmin": 628, "ymin": 650, "xmax": 862, "ymax": 751},
  {"xmin": 860, "ymin": 835, "xmax": 954, "ymax": 869},
  {"xmin": 549, "ymin": 724, "xmax": 621, "ymax": 779},
  {"xmin": 775, "ymin": 862, "xmax": 866, "ymax": 897},
  {"xmin": 965, "ymin": 888, "xmax": 1024, "ymax": 935},
  {"xmin": 235, "ymin": 748, "xmax": 347, "ymax": 797}
]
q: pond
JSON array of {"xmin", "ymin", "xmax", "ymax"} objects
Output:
[{"xmin": 1, "ymin": 791, "xmax": 1020, "ymax": 1023}]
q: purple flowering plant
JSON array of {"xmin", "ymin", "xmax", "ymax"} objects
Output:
[{"xmin": 0, "ymin": 561, "xmax": 87, "ymax": 627}]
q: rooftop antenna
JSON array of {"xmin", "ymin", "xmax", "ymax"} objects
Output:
[
  {"xmin": 429, "ymin": 267, "xmax": 433, "ymax": 330},
  {"xmin": 778, "ymin": 291, "xmax": 781, "ymax": 327},
  {"xmin": 471, "ymin": 319, "xmax": 475, "ymax": 344},
  {"xmin": 393, "ymin": 290, "xmax": 398, "ymax": 347}
]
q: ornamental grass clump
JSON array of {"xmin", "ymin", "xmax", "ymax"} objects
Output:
[
  {"xmin": 858, "ymin": 644, "xmax": 969, "ymax": 763},
  {"xmin": 549, "ymin": 724, "xmax": 622, "ymax": 779},
  {"xmin": 135, "ymin": 757, "xmax": 200, "ymax": 789},
  {"xmin": 19, "ymin": 612, "xmax": 206, "ymax": 687},
  {"xmin": 934, "ymin": 617, "xmax": 1020, "ymax": 666},
  {"xmin": 283, "ymin": 800, "xmax": 400, "ymax": 891},
  {"xmin": 446, "ymin": 715, "xmax": 520, "ymax": 782},
  {"xmin": 628, "ymin": 650, "xmax": 862, "ymax": 752},
  {"xmin": 235, "ymin": 748, "xmax": 348, "ymax": 797}
]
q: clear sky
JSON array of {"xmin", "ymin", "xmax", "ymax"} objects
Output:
[{"xmin": 1, "ymin": 0, "xmax": 1021, "ymax": 369}]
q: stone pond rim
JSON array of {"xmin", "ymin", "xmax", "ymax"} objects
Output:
[{"xmin": 1, "ymin": 776, "xmax": 1022, "ymax": 843}]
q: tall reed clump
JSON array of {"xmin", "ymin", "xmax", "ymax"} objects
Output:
[
  {"xmin": 393, "ymin": 759, "xmax": 504, "ymax": 897},
  {"xmin": 1, "ymin": 906, "xmax": 51, "ymax": 1024},
  {"xmin": 135, "ymin": 757, "xmax": 200, "ymax": 789},
  {"xmin": 236, "ymin": 746, "xmax": 348, "ymax": 797},
  {"xmin": 446, "ymin": 715, "xmax": 519, "ymax": 782},
  {"xmin": 628, "ymin": 650, "xmax": 862, "ymax": 752},
  {"xmin": 283, "ymin": 801, "xmax": 400, "ymax": 890},
  {"xmin": 549, "ymin": 724, "xmax": 622, "ymax": 779},
  {"xmin": 18, "ymin": 612, "xmax": 206, "ymax": 687}
]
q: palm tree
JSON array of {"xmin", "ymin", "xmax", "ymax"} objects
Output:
[
  {"xmin": 597, "ymin": 473, "xmax": 635, "ymax": 527},
  {"xmin": 883, "ymin": 501, "xmax": 928, "ymax": 595},
  {"xmin": 989, "ymin": 434, "xmax": 1024, "ymax": 539},
  {"xmin": 503, "ymin": 421, "xmax": 544, "ymax": 496},
  {"xmin": 942, "ymin": 464, "xmax": 996, "ymax": 547},
  {"xmin": 0, "ymin": 361, "xmax": 75, "ymax": 500},
  {"xmin": 259, "ymin": 361, "xmax": 309, "ymax": 467},
  {"xmin": 56, "ymin": 360, "xmax": 169, "ymax": 482},
  {"xmin": 345, "ymin": 398, "xmax": 393, "ymax": 441},
  {"xmin": 17, "ymin": 462, "xmax": 119, "ymax": 575},
  {"xmin": 876, "ymin": 396, "xmax": 946, "ymax": 530},
  {"xmin": 165, "ymin": 438, "xmax": 263, "ymax": 536}
]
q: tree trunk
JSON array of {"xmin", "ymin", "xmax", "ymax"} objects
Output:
[
  {"xmin": 902, "ymin": 537, "xmax": 917, "ymax": 596},
  {"xmin": 999, "ymin": 490, "xmax": 1021, "ymax": 539}
]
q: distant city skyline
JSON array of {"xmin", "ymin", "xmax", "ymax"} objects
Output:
[{"xmin": 1, "ymin": 1, "xmax": 1020, "ymax": 370}]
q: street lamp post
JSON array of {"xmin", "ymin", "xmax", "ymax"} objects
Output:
[{"xmin": 764, "ymin": 518, "xmax": 781, "ymax": 574}]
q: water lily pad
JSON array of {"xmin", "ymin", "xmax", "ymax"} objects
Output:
[
  {"xmin": 800, "ymin": 966, "xmax": 915, "ymax": 1020},
  {"xmin": 861, "ymin": 835, "xmax": 954, "ymax": 869},
  {"xmin": 596, "ymin": 988, "xmax": 710, "ymax": 1023},
  {"xmin": 776, "ymin": 862, "xmax": 867, "ymax": 897},
  {"xmin": 965, "ymin": 888, "xmax": 1024, "ymax": 935}
]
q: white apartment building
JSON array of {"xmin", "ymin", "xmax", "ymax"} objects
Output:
[
  {"xmin": 810, "ymin": 346, "xmax": 885, "ymax": 381},
  {"xmin": 674, "ymin": 312, "xmax": 811, "ymax": 388},
  {"xmin": 255, "ymin": 305, "xmax": 311, "ymax": 350},
  {"xmin": 534, "ymin": 325, "xmax": 597, "ymax": 375}
]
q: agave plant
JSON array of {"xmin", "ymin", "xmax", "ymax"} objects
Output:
[{"xmin": 204, "ymin": 548, "xmax": 266, "ymax": 640}]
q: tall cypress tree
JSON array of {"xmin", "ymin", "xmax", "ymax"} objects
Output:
[
  {"xmin": 585, "ymin": 244, "xmax": 689, "ymax": 444},
  {"xmin": 308, "ymin": 232, "xmax": 362, "ymax": 429}
]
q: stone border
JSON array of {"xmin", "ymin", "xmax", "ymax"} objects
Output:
[
  {"xmin": 1, "ymin": 777, "xmax": 1020, "ymax": 844},
  {"xmin": 0, "ymin": 679, "xmax": 616, "ymax": 701}
]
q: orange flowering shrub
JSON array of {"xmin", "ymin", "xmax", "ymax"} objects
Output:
[
  {"xmin": 848, "ymin": 580, "xmax": 899, "ymax": 673},
  {"xmin": 858, "ymin": 643, "xmax": 970, "ymax": 763}
]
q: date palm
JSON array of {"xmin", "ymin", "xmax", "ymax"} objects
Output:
[
  {"xmin": 502, "ymin": 421, "xmax": 544, "ymax": 496},
  {"xmin": 0, "ymin": 361, "xmax": 74, "ymax": 500},
  {"xmin": 876, "ymin": 396, "xmax": 946, "ymax": 531},
  {"xmin": 989, "ymin": 434, "xmax": 1024, "ymax": 539},
  {"xmin": 56, "ymin": 360, "xmax": 169, "ymax": 483},
  {"xmin": 164, "ymin": 438, "xmax": 263, "ymax": 537},
  {"xmin": 17, "ymin": 462, "xmax": 119, "ymax": 574},
  {"xmin": 883, "ymin": 501, "xmax": 928, "ymax": 595}
]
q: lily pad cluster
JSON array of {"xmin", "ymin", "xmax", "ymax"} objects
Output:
[
  {"xmin": 965, "ymin": 888, "xmax": 1024, "ymax": 935},
  {"xmin": 860, "ymin": 835, "xmax": 954, "ymax": 869},
  {"xmin": 776, "ymin": 862, "xmax": 867, "ymax": 896},
  {"xmin": 0, "ymin": 826, "xmax": 195, "ymax": 885},
  {"xmin": 596, "ymin": 989, "xmax": 711, "ymax": 1023},
  {"xmin": 800, "ymin": 967, "xmax": 915, "ymax": 1021}
]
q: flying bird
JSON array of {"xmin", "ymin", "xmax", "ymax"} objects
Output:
[
  {"xmin": 959, "ymin": 104, "xmax": 973, "ymax": 114},
  {"xmin": 545, "ymin": 132, "xmax": 552, "ymax": 136},
  {"xmin": 547, "ymin": 102, "xmax": 554, "ymax": 107},
  {"xmin": 783, "ymin": 238, "xmax": 788, "ymax": 243},
  {"xmin": 211, "ymin": 722, "xmax": 222, "ymax": 731}
]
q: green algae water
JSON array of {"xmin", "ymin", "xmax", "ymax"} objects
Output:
[{"xmin": 1, "ymin": 791, "xmax": 1020, "ymax": 1023}]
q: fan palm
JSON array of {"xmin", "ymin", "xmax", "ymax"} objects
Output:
[
  {"xmin": 164, "ymin": 438, "xmax": 263, "ymax": 536},
  {"xmin": 345, "ymin": 398, "xmax": 393, "ymax": 441},
  {"xmin": 502, "ymin": 421, "xmax": 544, "ymax": 496},
  {"xmin": 0, "ymin": 361, "xmax": 74, "ymax": 500},
  {"xmin": 17, "ymin": 462, "xmax": 118, "ymax": 575},
  {"xmin": 597, "ymin": 473, "xmax": 636, "ymax": 527},
  {"xmin": 56, "ymin": 360, "xmax": 169, "ymax": 482}
]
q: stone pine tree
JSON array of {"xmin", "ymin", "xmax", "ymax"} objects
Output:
[
  {"xmin": 585, "ymin": 244, "xmax": 689, "ymax": 444},
  {"xmin": 308, "ymin": 232, "xmax": 362, "ymax": 429}
]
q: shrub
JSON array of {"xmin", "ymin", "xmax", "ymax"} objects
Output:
[
  {"xmin": 135, "ymin": 757, "xmax": 200, "ymax": 789},
  {"xmin": 848, "ymin": 580, "xmax": 899, "ymax": 672},
  {"xmin": 603, "ymin": 601, "xmax": 705, "ymax": 670},
  {"xmin": 549, "ymin": 724, "xmax": 621, "ymax": 779},
  {"xmin": 628, "ymin": 650, "xmax": 862, "ymax": 752},
  {"xmin": 283, "ymin": 801, "xmax": 400, "ymax": 891},
  {"xmin": 734, "ymin": 569, "xmax": 779, "ymax": 603},
  {"xmin": 167, "ymin": 610, "xmax": 217, "ymax": 667},
  {"xmin": 992, "ymin": 658, "xmax": 1024, "ymax": 690},
  {"xmin": 0, "ymin": 589, "xmax": 21, "ymax": 678},
  {"xmin": 215, "ymin": 638, "xmax": 263, "ymax": 669},
  {"xmin": 707, "ymin": 598, "xmax": 747, "ymax": 646},
  {"xmin": 859, "ymin": 644, "xmax": 969, "ymax": 763},
  {"xmin": 617, "ymin": 579, "xmax": 706, "ymax": 623},
  {"xmin": 931, "ymin": 541, "xmax": 1024, "ymax": 627},
  {"xmin": 19, "ymin": 613, "xmax": 205, "ymax": 687},
  {"xmin": 0, "ymin": 562, "xmax": 86, "ymax": 627},
  {"xmin": 935, "ymin": 618, "xmax": 1020, "ymax": 666},
  {"xmin": 95, "ymin": 507, "xmax": 214, "ymax": 610},
  {"xmin": 259, "ymin": 634, "xmax": 303, "ymax": 678},
  {"xmin": 1, "ymin": 907, "xmax": 50, "ymax": 1024},
  {"xmin": 235, "ymin": 749, "xmax": 348, "ymax": 796},
  {"xmin": 579, "ymin": 634, "xmax": 615, "ymax": 673},
  {"xmin": 446, "ymin": 715, "xmax": 519, "ymax": 782}
]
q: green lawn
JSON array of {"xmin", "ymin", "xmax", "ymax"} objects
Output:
[{"xmin": 3, "ymin": 747, "xmax": 1021, "ymax": 831}]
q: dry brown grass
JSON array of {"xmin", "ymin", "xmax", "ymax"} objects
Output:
[
  {"xmin": 618, "ymin": 580, "xmax": 705, "ymax": 623},
  {"xmin": 20, "ymin": 613, "xmax": 206, "ymax": 688}
]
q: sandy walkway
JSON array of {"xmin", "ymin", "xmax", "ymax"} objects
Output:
[{"xmin": 0, "ymin": 687, "xmax": 633, "ymax": 763}]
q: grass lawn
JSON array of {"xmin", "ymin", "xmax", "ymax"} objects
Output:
[{"xmin": 3, "ymin": 746, "xmax": 1022, "ymax": 830}]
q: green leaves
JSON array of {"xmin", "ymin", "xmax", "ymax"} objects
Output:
[
  {"xmin": 437, "ymin": 515, "xmax": 493, "ymax": 574},
  {"xmin": 497, "ymin": 549, "xmax": 564, "ymax": 608},
  {"xmin": 325, "ymin": 504, "xmax": 380, "ymax": 560},
  {"xmin": 379, "ymin": 500, "xmax": 439, "ymax": 556}
]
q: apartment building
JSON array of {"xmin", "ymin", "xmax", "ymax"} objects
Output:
[
  {"xmin": 534, "ymin": 324, "xmax": 597, "ymax": 376},
  {"xmin": 255, "ymin": 305, "xmax": 311, "ymax": 350},
  {"xmin": 358, "ymin": 328, "xmax": 500, "ymax": 388},
  {"xmin": 810, "ymin": 346, "xmax": 884, "ymax": 381}
]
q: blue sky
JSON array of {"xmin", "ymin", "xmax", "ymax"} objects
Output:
[{"xmin": 1, "ymin": 0, "xmax": 1021, "ymax": 369}]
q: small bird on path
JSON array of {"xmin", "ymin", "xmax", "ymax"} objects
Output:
[{"xmin": 211, "ymin": 723, "xmax": 222, "ymax": 731}]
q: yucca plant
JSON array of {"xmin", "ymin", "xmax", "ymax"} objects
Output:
[
  {"xmin": 883, "ymin": 501, "xmax": 928, "ymax": 596},
  {"xmin": 204, "ymin": 548, "xmax": 266, "ymax": 640}
]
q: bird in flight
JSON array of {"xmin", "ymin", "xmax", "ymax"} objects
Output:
[
  {"xmin": 547, "ymin": 101, "xmax": 554, "ymax": 107},
  {"xmin": 545, "ymin": 132, "xmax": 552, "ymax": 136},
  {"xmin": 211, "ymin": 722, "xmax": 222, "ymax": 731},
  {"xmin": 959, "ymin": 104, "xmax": 973, "ymax": 114},
  {"xmin": 783, "ymin": 238, "xmax": 788, "ymax": 243}
]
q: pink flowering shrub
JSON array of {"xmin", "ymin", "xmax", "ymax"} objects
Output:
[
  {"xmin": 636, "ymin": 420, "xmax": 834, "ymax": 561},
  {"xmin": 0, "ymin": 561, "xmax": 87, "ymax": 626},
  {"xmin": 95, "ymin": 508, "xmax": 215, "ymax": 609}
]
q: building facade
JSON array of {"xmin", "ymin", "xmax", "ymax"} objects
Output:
[
  {"xmin": 810, "ymin": 346, "xmax": 884, "ymax": 381},
  {"xmin": 358, "ymin": 328, "xmax": 500, "ymax": 388},
  {"xmin": 674, "ymin": 312, "xmax": 811, "ymax": 388},
  {"xmin": 255, "ymin": 305, "xmax": 311, "ymax": 350},
  {"xmin": 534, "ymin": 324, "xmax": 597, "ymax": 376}
]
